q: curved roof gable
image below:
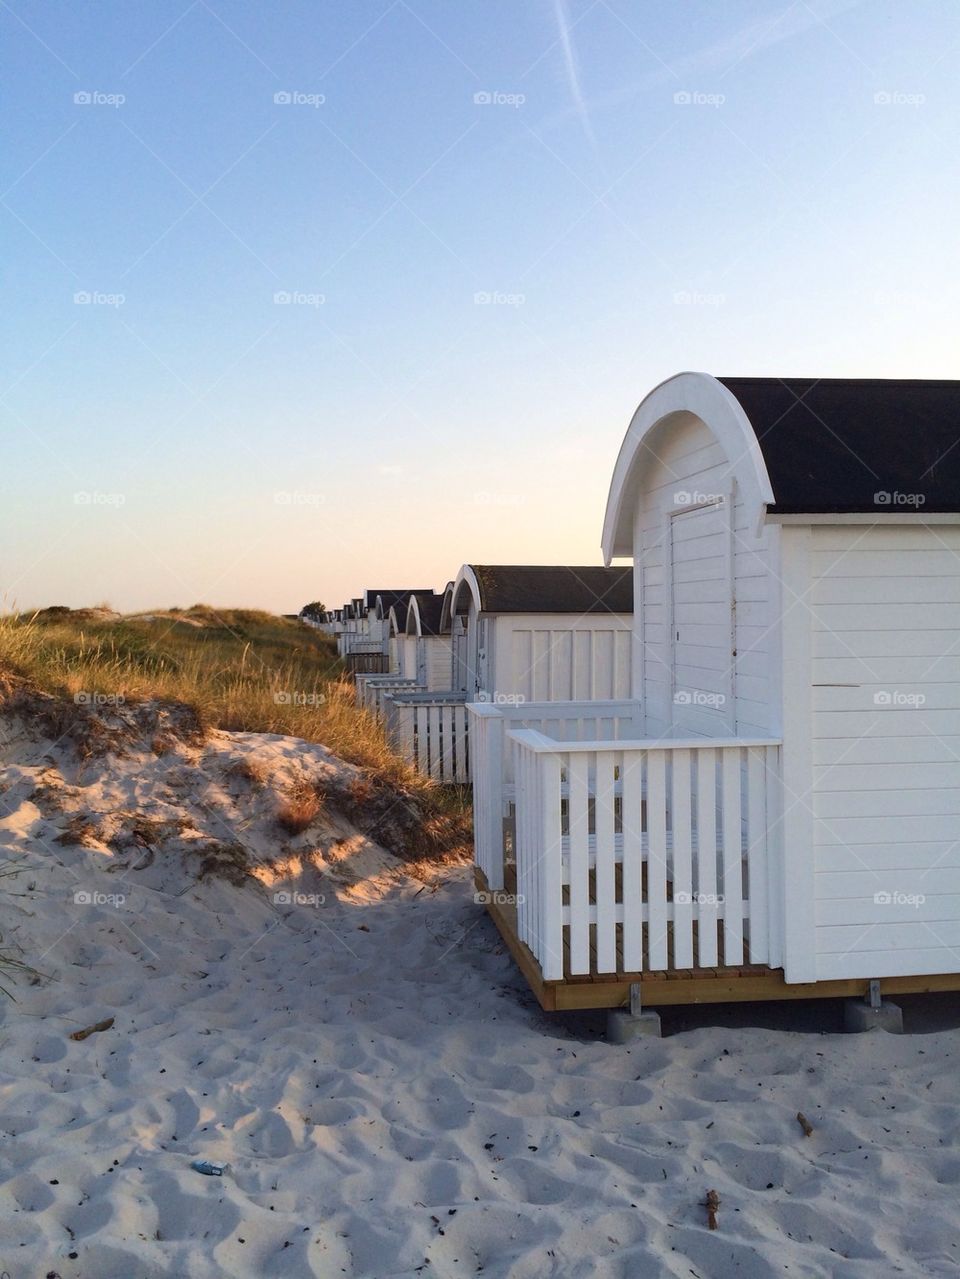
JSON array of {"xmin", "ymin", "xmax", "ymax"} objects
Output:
[
  {"xmin": 603, "ymin": 373, "xmax": 960, "ymax": 559},
  {"xmin": 406, "ymin": 591, "xmax": 446, "ymax": 636},
  {"xmin": 365, "ymin": 588, "xmax": 434, "ymax": 620}
]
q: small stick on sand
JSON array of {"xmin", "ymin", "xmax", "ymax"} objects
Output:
[
  {"xmin": 705, "ymin": 1189, "xmax": 720, "ymax": 1230},
  {"xmin": 69, "ymin": 1017, "xmax": 115, "ymax": 1041},
  {"xmin": 796, "ymin": 1111, "xmax": 814, "ymax": 1137}
]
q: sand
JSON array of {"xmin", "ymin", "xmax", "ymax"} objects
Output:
[{"xmin": 1, "ymin": 709, "xmax": 959, "ymax": 1277}]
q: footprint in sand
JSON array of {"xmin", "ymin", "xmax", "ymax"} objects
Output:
[
  {"xmin": 164, "ymin": 1087, "xmax": 200, "ymax": 1143},
  {"xmin": 240, "ymin": 1109, "xmax": 298, "ymax": 1157},
  {"xmin": 63, "ymin": 1193, "xmax": 115, "ymax": 1237},
  {"xmin": 146, "ymin": 1169, "xmax": 242, "ymax": 1242},
  {"xmin": 387, "ymin": 1124, "xmax": 462, "ymax": 1163},
  {"xmin": 304, "ymin": 1097, "xmax": 363, "ymax": 1126},
  {"xmin": 6, "ymin": 1171, "xmax": 56, "ymax": 1212},
  {"xmin": 29, "ymin": 1032, "xmax": 68, "ymax": 1064},
  {"xmin": 498, "ymin": 1156, "xmax": 581, "ymax": 1206},
  {"xmin": 706, "ymin": 1141, "xmax": 806, "ymax": 1193},
  {"xmin": 925, "ymin": 1153, "xmax": 960, "ymax": 1185}
]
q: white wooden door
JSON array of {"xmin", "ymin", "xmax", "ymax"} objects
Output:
[
  {"xmin": 452, "ymin": 616, "xmax": 470, "ymax": 694},
  {"xmin": 669, "ymin": 499, "xmax": 734, "ymax": 735}
]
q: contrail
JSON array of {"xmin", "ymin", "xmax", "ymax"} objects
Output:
[{"xmin": 553, "ymin": 0, "xmax": 599, "ymax": 150}]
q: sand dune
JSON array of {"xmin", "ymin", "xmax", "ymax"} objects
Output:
[{"xmin": 1, "ymin": 711, "xmax": 959, "ymax": 1276}]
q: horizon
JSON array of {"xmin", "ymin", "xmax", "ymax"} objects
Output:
[{"xmin": 3, "ymin": 1, "xmax": 958, "ymax": 613}]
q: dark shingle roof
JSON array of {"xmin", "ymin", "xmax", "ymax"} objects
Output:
[
  {"xmin": 720, "ymin": 377, "xmax": 960, "ymax": 514},
  {"xmin": 470, "ymin": 566, "xmax": 632, "ymax": 614},
  {"xmin": 364, "ymin": 589, "xmax": 433, "ymax": 613},
  {"xmin": 409, "ymin": 591, "xmax": 445, "ymax": 635}
]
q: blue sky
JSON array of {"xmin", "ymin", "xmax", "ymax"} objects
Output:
[{"xmin": 2, "ymin": 0, "xmax": 958, "ymax": 613}]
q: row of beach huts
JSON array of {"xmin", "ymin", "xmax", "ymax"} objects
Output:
[
  {"xmin": 309, "ymin": 563, "xmax": 633, "ymax": 785},
  {"xmin": 305, "ymin": 372, "xmax": 960, "ymax": 1025}
]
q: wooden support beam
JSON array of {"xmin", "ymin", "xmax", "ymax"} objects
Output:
[{"xmin": 475, "ymin": 866, "xmax": 960, "ymax": 1013}]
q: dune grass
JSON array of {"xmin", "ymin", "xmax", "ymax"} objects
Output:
[{"xmin": 0, "ymin": 606, "xmax": 459, "ymax": 798}]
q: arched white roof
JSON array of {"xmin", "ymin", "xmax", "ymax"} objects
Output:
[
  {"xmin": 436, "ymin": 582, "xmax": 456, "ymax": 634},
  {"xmin": 449, "ymin": 565, "xmax": 481, "ymax": 618},
  {"xmin": 601, "ymin": 372, "xmax": 775, "ymax": 562},
  {"xmin": 386, "ymin": 604, "xmax": 406, "ymax": 636},
  {"xmin": 406, "ymin": 594, "xmax": 425, "ymax": 637}
]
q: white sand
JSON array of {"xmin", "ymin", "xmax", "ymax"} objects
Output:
[{"xmin": 1, "ymin": 710, "xmax": 959, "ymax": 1277}]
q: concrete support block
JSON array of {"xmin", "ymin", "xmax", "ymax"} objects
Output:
[
  {"xmin": 843, "ymin": 998, "xmax": 903, "ymax": 1034},
  {"xmin": 606, "ymin": 1008, "xmax": 662, "ymax": 1043}
]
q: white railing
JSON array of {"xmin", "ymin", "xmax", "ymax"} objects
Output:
[
  {"xmin": 336, "ymin": 631, "xmax": 382, "ymax": 658},
  {"xmin": 468, "ymin": 700, "xmax": 640, "ymax": 890},
  {"xmin": 354, "ymin": 674, "xmax": 419, "ymax": 713},
  {"xmin": 385, "ymin": 691, "xmax": 471, "ymax": 783},
  {"xmin": 509, "ymin": 731, "xmax": 781, "ymax": 981}
]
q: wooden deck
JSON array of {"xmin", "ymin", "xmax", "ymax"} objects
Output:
[{"xmin": 475, "ymin": 868, "xmax": 960, "ymax": 1012}]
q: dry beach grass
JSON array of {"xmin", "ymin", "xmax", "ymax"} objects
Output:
[{"xmin": 0, "ymin": 605, "xmax": 472, "ymax": 855}]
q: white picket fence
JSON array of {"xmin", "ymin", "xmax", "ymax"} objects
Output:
[
  {"xmin": 507, "ymin": 730, "xmax": 782, "ymax": 981},
  {"xmin": 384, "ymin": 692, "xmax": 471, "ymax": 783},
  {"xmin": 468, "ymin": 700, "xmax": 640, "ymax": 891},
  {"xmin": 354, "ymin": 674, "xmax": 419, "ymax": 714},
  {"xmin": 337, "ymin": 632, "xmax": 383, "ymax": 658}
]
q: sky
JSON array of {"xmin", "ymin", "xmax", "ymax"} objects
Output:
[{"xmin": 2, "ymin": 0, "xmax": 958, "ymax": 614}]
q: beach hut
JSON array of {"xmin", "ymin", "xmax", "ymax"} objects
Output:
[
  {"xmin": 444, "ymin": 564, "xmax": 633, "ymax": 703},
  {"xmin": 386, "ymin": 600, "xmax": 418, "ymax": 679},
  {"xmin": 406, "ymin": 588, "xmax": 455, "ymax": 691},
  {"xmin": 470, "ymin": 372, "xmax": 960, "ymax": 1016}
]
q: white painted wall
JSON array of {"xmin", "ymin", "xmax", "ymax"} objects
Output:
[
  {"xmin": 632, "ymin": 412, "xmax": 777, "ymax": 738},
  {"xmin": 488, "ymin": 614, "xmax": 632, "ymax": 701},
  {"xmin": 807, "ymin": 524, "xmax": 960, "ymax": 980}
]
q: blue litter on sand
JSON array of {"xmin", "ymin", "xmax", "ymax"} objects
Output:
[{"xmin": 191, "ymin": 1159, "xmax": 227, "ymax": 1176}]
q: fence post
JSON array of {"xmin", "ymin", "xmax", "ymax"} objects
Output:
[{"xmin": 540, "ymin": 750, "xmax": 564, "ymax": 982}]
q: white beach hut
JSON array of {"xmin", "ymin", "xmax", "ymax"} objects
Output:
[
  {"xmin": 470, "ymin": 372, "xmax": 960, "ymax": 1012},
  {"xmin": 444, "ymin": 564, "xmax": 633, "ymax": 703},
  {"xmin": 406, "ymin": 588, "xmax": 455, "ymax": 691}
]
